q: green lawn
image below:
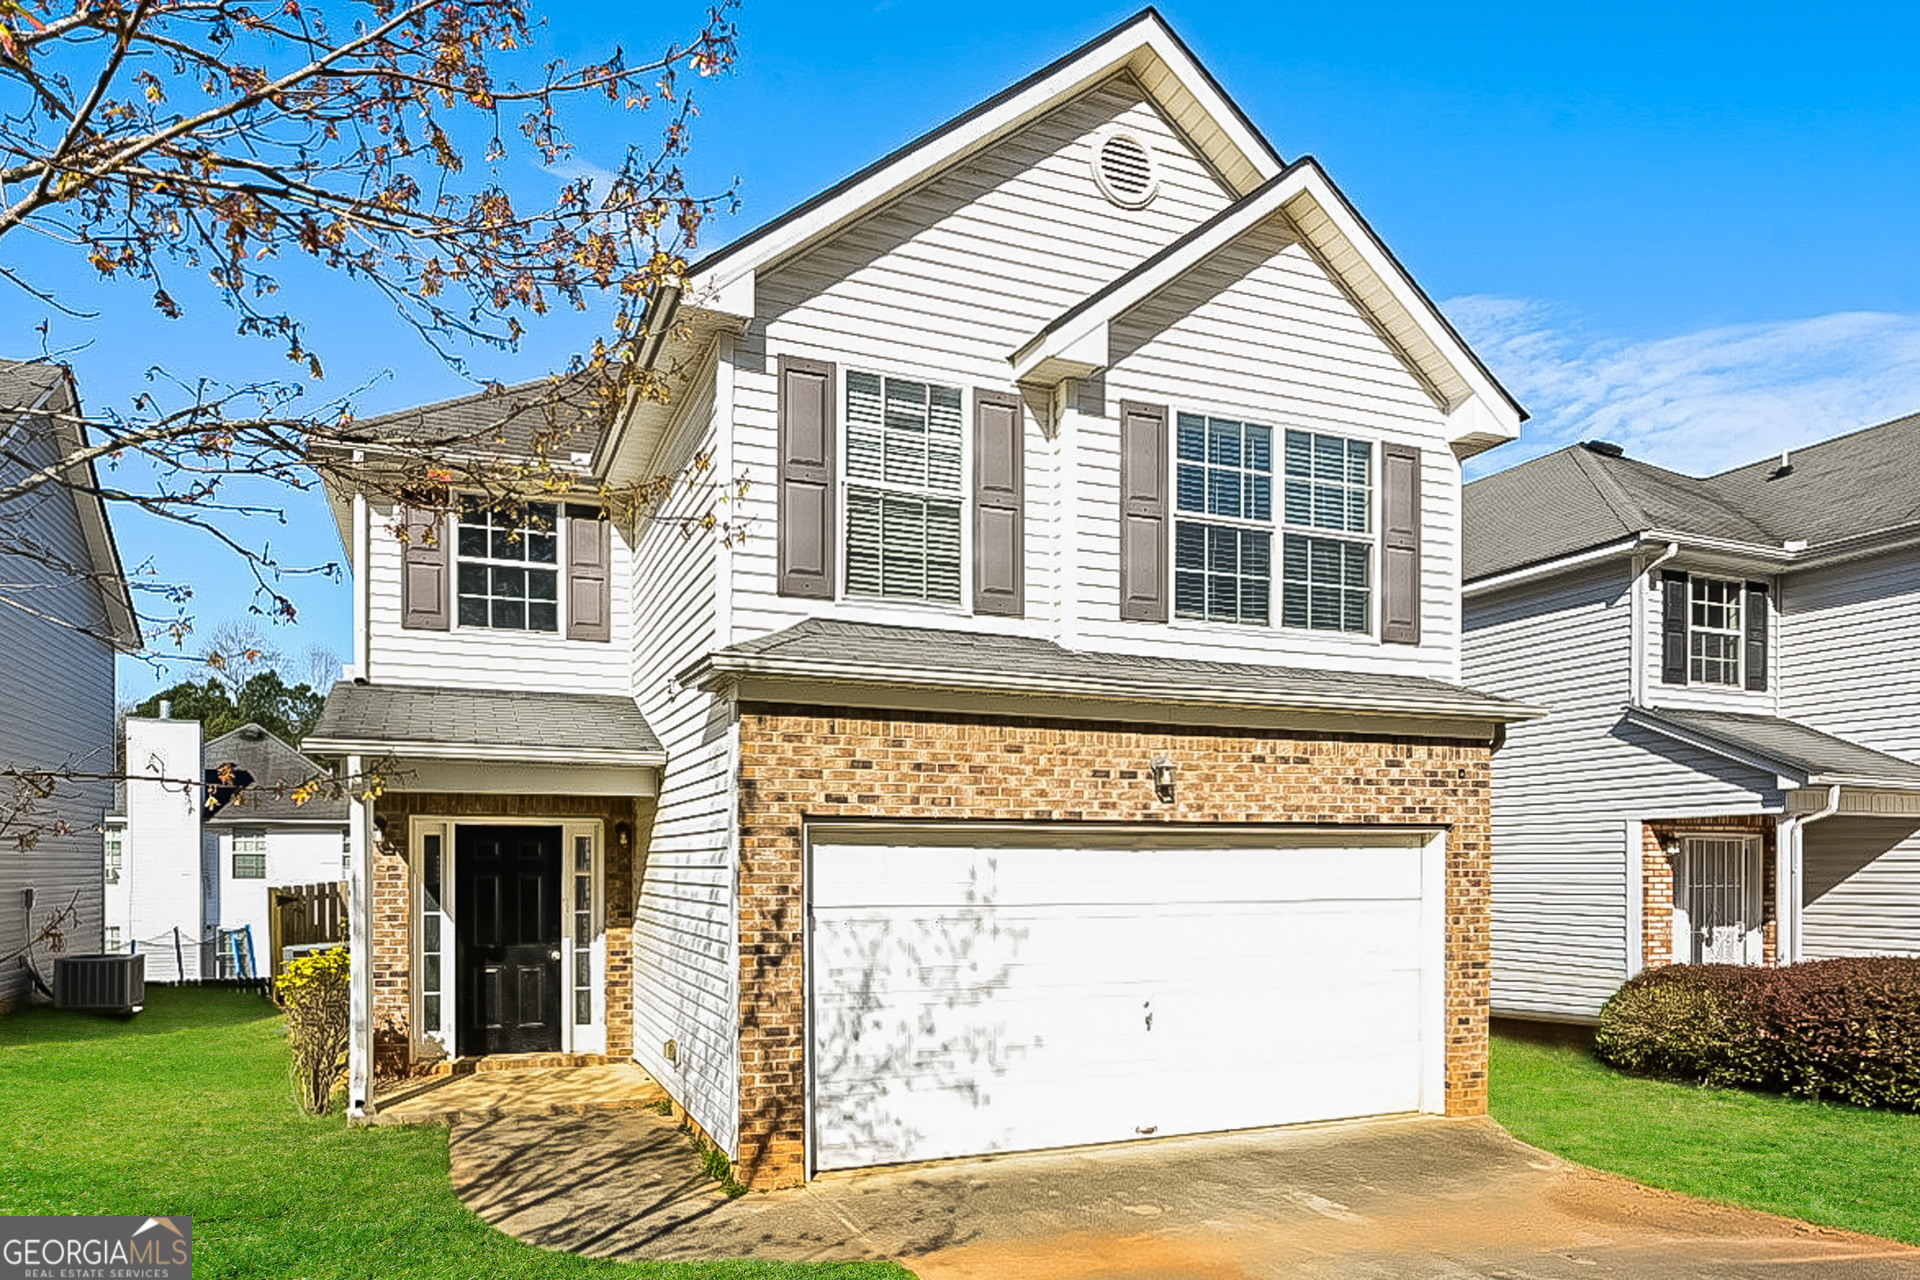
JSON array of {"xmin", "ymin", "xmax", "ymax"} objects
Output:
[
  {"xmin": 1492, "ymin": 1031, "xmax": 1920, "ymax": 1244},
  {"xmin": 0, "ymin": 987, "xmax": 909, "ymax": 1280}
]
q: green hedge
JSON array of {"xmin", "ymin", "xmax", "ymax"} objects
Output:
[{"xmin": 1595, "ymin": 959, "xmax": 1920, "ymax": 1109}]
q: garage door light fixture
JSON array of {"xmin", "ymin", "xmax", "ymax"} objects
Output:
[{"xmin": 1149, "ymin": 756, "xmax": 1177, "ymax": 803}]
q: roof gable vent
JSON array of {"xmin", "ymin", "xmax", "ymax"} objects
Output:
[{"xmin": 1091, "ymin": 128, "xmax": 1159, "ymax": 209}]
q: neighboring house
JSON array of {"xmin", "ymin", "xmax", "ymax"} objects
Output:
[
  {"xmin": 308, "ymin": 10, "xmax": 1538, "ymax": 1187},
  {"xmin": 1462, "ymin": 416, "xmax": 1920, "ymax": 1024},
  {"xmin": 106, "ymin": 716, "xmax": 348, "ymax": 980},
  {"xmin": 0, "ymin": 360, "xmax": 139, "ymax": 1012}
]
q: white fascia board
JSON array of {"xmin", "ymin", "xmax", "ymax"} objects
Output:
[
  {"xmin": 32, "ymin": 374, "xmax": 141, "ymax": 651},
  {"xmin": 686, "ymin": 14, "xmax": 1281, "ymax": 314},
  {"xmin": 690, "ymin": 655, "xmax": 1546, "ymax": 725},
  {"xmin": 1463, "ymin": 537, "xmax": 1645, "ymax": 599},
  {"xmin": 300, "ymin": 737, "xmax": 666, "ymax": 768}
]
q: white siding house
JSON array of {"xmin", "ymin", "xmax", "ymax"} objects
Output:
[
  {"xmin": 311, "ymin": 11, "xmax": 1538, "ymax": 1187},
  {"xmin": 0, "ymin": 361, "xmax": 138, "ymax": 1011},
  {"xmin": 1465, "ymin": 418, "xmax": 1920, "ymax": 1021}
]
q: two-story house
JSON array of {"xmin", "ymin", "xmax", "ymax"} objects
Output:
[
  {"xmin": 1463, "ymin": 417, "xmax": 1920, "ymax": 1025},
  {"xmin": 308, "ymin": 9, "xmax": 1537, "ymax": 1187},
  {"xmin": 0, "ymin": 360, "xmax": 139, "ymax": 1013}
]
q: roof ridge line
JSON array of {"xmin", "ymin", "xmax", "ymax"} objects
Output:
[{"xmin": 1566, "ymin": 446, "xmax": 1652, "ymax": 533}]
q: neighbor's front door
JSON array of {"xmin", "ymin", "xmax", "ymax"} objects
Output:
[
  {"xmin": 1682, "ymin": 834, "xmax": 1764, "ymax": 965},
  {"xmin": 456, "ymin": 825, "xmax": 562, "ymax": 1055}
]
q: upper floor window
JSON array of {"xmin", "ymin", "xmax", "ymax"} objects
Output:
[
  {"xmin": 1281, "ymin": 429, "xmax": 1372, "ymax": 634},
  {"xmin": 104, "ymin": 829, "xmax": 123, "ymax": 884},
  {"xmin": 232, "ymin": 830, "xmax": 267, "ymax": 880},
  {"xmin": 843, "ymin": 371, "xmax": 963, "ymax": 604},
  {"xmin": 1174, "ymin": 414, "xmax": 1273, "ymax": 625},
  {"xmin": 457, "ymin": 499, "xmax": 559, "ymax": 632},
  {"xmin": 1689, "ymin": 577, "xmax": 1743, "ymax": 686}
]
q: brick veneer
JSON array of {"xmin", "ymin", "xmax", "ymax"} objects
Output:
[
  {"xmin": 369, "ymin": 792, "xmax": 642, "ymax": 1076},
  {"xmin": 733, "ymin": 703, "xmax": 1494, "ymax": 1190},
  {"xmin": 1641, "ymin": 814, "xmax": 1778, "ymax": 969}
]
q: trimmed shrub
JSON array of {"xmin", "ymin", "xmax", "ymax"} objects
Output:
[
  {"xmin": 1595, "ymin": 958, "xmax": 1920, "ymax": 1111},
  {"xmin": 277, "ymin": 946, "xmax": 350, "ymax": 1115}
]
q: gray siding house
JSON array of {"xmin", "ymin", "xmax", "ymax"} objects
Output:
[
  {"xmin": 0, "ymin": 360, "xmax": 139, "ymax": 1010},
  {"xmin": 1463, "ymin": 415, "xmax": 1920, "ymax": 1022}
]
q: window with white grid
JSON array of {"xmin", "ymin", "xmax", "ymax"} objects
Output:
[
  {"xmin": 232, "ymin": 829, "xmax": 266, "ymax": 879},
  {"xmin": 104, "ymin": 829, "xmax": 123, "ymax": 885},
  {"xmin": 1174, "ymin": 414, "xmax": 1273, "ymax": 625},
  {"xmin": 843, "ymin": 371, "xmax": 964, "ymax": 604},
  {"xmin": 1689, "ymin": 577, "xmax": 1742, "ymax": 686},
  {"xmin": 1281, "ymin": 429, "xmax": 1372, "ymax": 633},
  {"xmin": 456, "ymin": 499, "xmax": 560, "ymax": 632}
]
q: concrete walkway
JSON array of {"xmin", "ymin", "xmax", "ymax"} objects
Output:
[
  {"xmin": 448, "ymin": 1109, "xmax": 1920, "ymax": 1278},
  {"xmin": 373, "ymin": 1063, "xmax": 665, "ymax": 1126}
]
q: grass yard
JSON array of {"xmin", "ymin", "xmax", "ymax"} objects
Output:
[
  {"xmin": 1492, "ymin": 1031, "xmax": 1920, "ymax": 1244},
  {"xmin": 0, "ymin": 987, "xmax": 909, "ymax": 1280}
]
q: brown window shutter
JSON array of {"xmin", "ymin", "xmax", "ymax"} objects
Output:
[
  {"xmin": 1661, "ymin": 570, "xmax": 1690, "ymax": 685},
  {"xmin": 777, "ymin": 355, "xmax": 836, "ymax": 599},
  {"xmin": 1118, "ymin": 401, "xmax": 1169, "ymax": 622},
  {"xmin": 1380, "ymin": 444, "xmax": 1422, "ymax": 645},
  {"xmin": 973, "ymin": 390, "xmax": 1024, "ymax": 617},
  {"xmin": 400, "ymin": 507, "xmax": 450, "ymax": 631},
  {"xmin": 566, "ymin": 506, "xmax": 612, "ymax": 642},
  {"xmin": 1744, "ymin": 580, "xmax": 1769, "ymax": 692}
]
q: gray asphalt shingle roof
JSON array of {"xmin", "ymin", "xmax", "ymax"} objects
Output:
[
  {"xmin": 203, "ymin": 724, "xmax": 348, "ymax": 823},
  {"xmin": 305, "ymin": 683, "xmax": 662, "ymax": 758},
  {"xmin": 1465, "ymin": 410, "xmax": 1920, "ymax": 581},
  {"xmin": 347, "ymin": 375, "xmax": 613, "ymax": 466},
  {"xmin": 0, "ymin": 358, "xmax": 67, "ymax": 407},
  {"xmin": 696, "ymin": 618, "xmax": 1538, "ymax": 724},
  {"xmin": 1627, "ymin": 706, "xmax": 1920, "ymax": 789}
]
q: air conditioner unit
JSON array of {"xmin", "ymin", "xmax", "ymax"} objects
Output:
[{"xmin": 54, "ymin": 953, "xmax": 146, "ymax": 1015}]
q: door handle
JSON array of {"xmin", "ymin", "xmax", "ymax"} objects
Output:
[{"xmin": 549, "ymin": 949, "xmax": 561, "ymax": 961}]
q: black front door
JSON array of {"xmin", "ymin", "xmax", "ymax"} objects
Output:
[{"xmin": 456, "ymin": 825, "xmax": 562, "ymax": 1055}]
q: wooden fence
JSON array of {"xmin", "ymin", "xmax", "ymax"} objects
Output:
[{"xmin": 268, "ymin": 881, "xmax": 348, "ymax": 980}]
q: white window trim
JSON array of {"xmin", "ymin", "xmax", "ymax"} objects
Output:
[
  {"xmin": 453, "ymin": 498, "xmax": 567, "ymax": 636},
  {"xmin": 408, "ymin": 816, "xmax": 605, "ymax": 1060},
  {"xmin": 836, "ymin": 367, "xmax": 973, "ymax": 614},
  {"xmin": 1172, "ymin": 411, "xmax": 1275, "ymax": 629},
  {"xmin": 1687, "ymin": 575, "xmax": 1745, "ymax": 688}
]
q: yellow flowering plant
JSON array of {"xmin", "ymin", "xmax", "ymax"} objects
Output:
[{"xmin": 277, "ymin": 946, "xmax": 350, "ymax": 1115}]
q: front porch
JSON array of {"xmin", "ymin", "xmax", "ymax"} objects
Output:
[{"xmin": 370, "ymin": 1059, "xmax": 667, "ymax": 1127}]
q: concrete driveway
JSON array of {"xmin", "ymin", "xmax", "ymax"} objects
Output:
[{"xmin": 449, "ymin": 1110, "xmax": 1920, "ymax": 1278}]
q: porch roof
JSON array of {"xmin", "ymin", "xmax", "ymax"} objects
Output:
[
  {"xmin": 304, "ymin": 682, "xmax": 664, "ymax": 766},
  {"xmin": 1624, "ymin": 706, "xmax": 1920, "ymax": 790}
]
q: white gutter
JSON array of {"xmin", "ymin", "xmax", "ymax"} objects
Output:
[
  {"xmin": 1777, "ymin": 783, "xmax": 1842, "ymax": 966},
  {"xmin": 301, "ymin": 738, "xmax": 667, "ymax": 767},
  {"xmin": 1463, "ymin": 537, "xmax": 1641, "ymax": 599}
]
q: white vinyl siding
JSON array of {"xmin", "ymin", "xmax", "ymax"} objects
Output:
[
  {"xmin": 842, "ymin": 372, "xmax": 964, "ymax": 605},
  {"xmin": 628, "ymin": 353, "xmax": 738, "ymax": 1154},
  {"xmin": 364, "ymin": 498, "xmax": 632, "ymax": 693},
  {"xmin": 1464, "ymin": 564, "xmax": 1783, "ymax": 1021},
  {"xmin": 1780, "ymin": 549, "xmax": 1920, "ymax": 758},
  {"xmin": 1801, "ymin": 818, "xmax": 1920, "ymax": 959},
  {"xmin": 0, "ymin": 418, "xmax": 115, "ymax": 1007}
]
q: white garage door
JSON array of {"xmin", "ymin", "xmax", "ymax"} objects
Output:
[{"xmin": 808, "ymin": 828, "xmax": 1443, "ymax": 1172}]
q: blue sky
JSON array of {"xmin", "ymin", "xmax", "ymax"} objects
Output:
[{"xmin": 22, "ymin": 0, "xmax": 1917, "ymax": 698}]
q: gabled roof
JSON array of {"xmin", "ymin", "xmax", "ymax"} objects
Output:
[
  {"xmin": 1625, "ymin": 706, "xmax": 1920, "ymax": 791},
  {"xmin": 304, "ymin": 682, "xmax": 664, "ymax": 766},
  {"xmin": 684, "ymin": 8, "xmax": 1283, "ymax": 316},
  {"xmin": 684, "ymin": 618, "xmax": 1542, "ymax": 729},
  {"xmin": 203, "ymin": 723, "xmax": 348, "ymax": 823},
  {"xmin": 1466, "ymin": 409, "xmax": 1920, "ymax": 584},
  {"xmin": 0, "ymin": 359, "xmax": 139, "ymax": 651},
  {"xmin": 1010, "ymin": 158, "xmax": 1524, "ymax": 446}
]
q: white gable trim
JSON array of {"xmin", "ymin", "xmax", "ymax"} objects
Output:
[
  {"xmin": 1010, "ymin": 159, "xmax": 1524, "ymax": 453},
  {"xmin": 683, "ymin": 10, "xmax": 1282, "ymax": 319}
]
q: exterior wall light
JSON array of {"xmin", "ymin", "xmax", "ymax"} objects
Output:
[{"xmin": 1150, "ymin": 756, "xmax": 1177, "ymax": 804}]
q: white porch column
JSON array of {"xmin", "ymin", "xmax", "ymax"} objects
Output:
[
  {"xmin": 1624, "ymin": 819, "xmax": 1644, "ymax": 980},
  {"xmin": 346, "ymin": 755, "xmax": 376, "ymax": 1116}
]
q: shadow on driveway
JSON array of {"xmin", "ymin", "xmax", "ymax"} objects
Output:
[{"xmin": 450, "ymin": 1110, "xmax": 1920, "ymax": 1278}]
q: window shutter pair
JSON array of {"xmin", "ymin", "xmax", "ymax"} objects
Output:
[
  {"xmin": 1657, "ymin": 571, "xmax": 1770, "ymax": 689},
  {"xmin": 398, "ymin": 503, "xmax": 610, "ymax": 640},
  {"xmin": 1116, "ymin": 405, "xmax": 1422, "ymax": 643},
  {"xmin": 775, "ymin": 356, "xmax": 1025, "ymax": 614}
]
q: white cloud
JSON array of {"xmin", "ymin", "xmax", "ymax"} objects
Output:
[{"xmin": 1445, "ymin": 297, "xmax": 1920, "ymax": 478}]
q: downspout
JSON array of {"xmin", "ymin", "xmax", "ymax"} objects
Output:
[
  {"xmin": 350, "ymin": 464, "xmax": 371, "ymax": 682},
  {"xmin": 1777, "ymin": 783, "xmax": 1841, "ymax": 967},
  {"xmin": 1631, "ymin": 541, "xmax": 1681, "ymax": 707}
]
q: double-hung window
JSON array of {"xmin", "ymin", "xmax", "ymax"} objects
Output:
[
  {"xmin": 232, "ymin": 830, "xmax": 267, "ymax": 880},
  {"xmin": 456, "ymin": 499, "xmax": 559, "ymax": 631},
  {"xmin": 843, "ymin": 371, "xmax": 964, "ymax": 604},
  {"xmin": 1174, "ymin": 414, "xmax": 1273, "ymax": 624},
  {"xmin": 1689, "ymin": 577, "xmax": 1742, "ymax": 685},
  {"xmin": 104, "ymin": 829, "xmax": 123, "ymax": 885},
  {"xmin": 1280, "ymin": 429, "xmax": 1372, "ymax": 633}
]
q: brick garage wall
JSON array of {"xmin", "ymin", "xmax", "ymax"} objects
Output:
[
  {"xmin": 734, "ymin": 703, "xmax": 1494, "ymax": 1190},
  {"xmin": 1643, "ymin": 815, "xmax": 1778, "ymax": 968},
  {"xmin": 370, "ymin": 792, "xmax": 644, "ymax": 1072}
]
